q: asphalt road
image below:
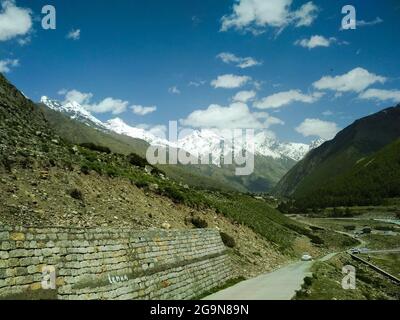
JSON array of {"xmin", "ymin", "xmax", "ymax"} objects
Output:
[{"xmin": 203, "ymin": 253, "xmax": 337, "ymax": 300}]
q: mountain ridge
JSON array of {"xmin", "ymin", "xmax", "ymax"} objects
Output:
[
  {"xmin": 40, "ymin": 96, "xmax": 323, "ymax": 163},
  {"xmin": 274, "ymin": 104, "xmax": 400, "ymax": 199}
]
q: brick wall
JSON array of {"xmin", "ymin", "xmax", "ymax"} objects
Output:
[{"xmin": 0, "ymin": 226, "xmax": 232, "ymax": 300}]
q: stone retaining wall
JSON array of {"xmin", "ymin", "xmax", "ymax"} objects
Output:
[{"xmin": 0, "ymin": 225, "xmax": 232, "ymax": 300}]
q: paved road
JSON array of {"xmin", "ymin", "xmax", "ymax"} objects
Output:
[{"xmin": 204, "ymin": 253, "xmax": 337, "ymax": 300}]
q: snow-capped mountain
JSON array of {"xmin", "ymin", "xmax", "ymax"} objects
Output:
[
  {"xmin": 41, "ymin": 96, "xmax": 106, "ymax": 131},
  {"xmin": 40, "ymin": 96, "xmax": 324, "ymax": 162},
  {"xmin": 105, "ymin": 118, "xmax": 174, "ymax": 148}
]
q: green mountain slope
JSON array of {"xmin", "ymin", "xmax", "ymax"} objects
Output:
[
  {"xmin": 295, "ymin": 138, "xmax": 400, "ymax": 208},
  {"xmin": 274, "ymin": 105, "xmax": 400, "ymax": 199}
]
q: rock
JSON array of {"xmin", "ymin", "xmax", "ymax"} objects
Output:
[
  {"xmin": 149, "ymin": 184, "xmax": 159, "ymax": 192},
  {"xmin": 161, "ymin": 222, "xmax": 171, "ymax": 230}
]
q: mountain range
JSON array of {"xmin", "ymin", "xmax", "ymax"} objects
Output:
[
  {"xmin": 39, "ymin": 96, "xmax": 326, "ymax": 192},
  {"xmin": 40, "ymin": 96, "xmax": 323, "ymax": 162}
]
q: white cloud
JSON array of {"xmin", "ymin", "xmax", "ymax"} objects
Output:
[
  {"xmin": 17, "ymin": 35, "xmax": 30, "ymax": 46},
  {"xmin": 61, "ymin": 89, "xmax": 127, "ymax": 115},
  {"xmin": 357, "ymin": 17, "xmax": 383, "ymax": 27},
  {"xmin": 168, "ymin": 86, "xmax": 181, "ymax": 94},
  {"xmin": 233, "ymin": 90, "xmax": 256, "ymax": 102},
  {"xmin": 0, "ymin": 0, "xmax": 32, "ymax": 41},
  {"xmin": 322, "ymin": 110, "xmax": 333, "ymax": 116},
  {"xmin": 295, "ymin": 35, "xmax": 335, "ymax": 49},
  {"xmin": 137, "ymin": 123, "xmax": 167, "ymax": 138},
  {"xmin": 66, "ymin": 29, "xmax": 80, "ymax": 40},
  {"xmin": 180, "ymin": 102, "xmax": 283, "ymax": 130},
  {"xmin": 0, "ymin": 58, "xmax": 18, "ymax": 73},
  {"xmin": 63, "ymin": 89, "xmax": 93, "ymax": 105},
  {"xmin": 188, "ymin": 80, "xmax": 206, "ymax": 87},
  {"xmin": 84, "ymin": 97, "xmax": 128, "ymax": 115},
  {"xmin": 217, "ymin": 52, "xmax": 262, "ymax": 69},
  {"xmin": 131, "ymin": 105, "xmax": 157, "ymax": 116},
  {"xmin": 296, "ymin": 118, "xmax": 340, "ymax": 140},
  {"xmin": 220, "ymin": 0, "xmax": 318, "ymax": 34},
  {"xmin": 291, "ymin": 1, "xmax": 319, "ymax": 27},
  {"xmin": 254, "ymin": 89, "xmax": 323, "ymax": 109},
  {"xmin": 358, "ymin": 88, "xmax": 400, "ymax": 103},
  {"xmin": 313, "ymin": 67, "xmax": 386, "ymax": 93},
  {"xmin": 211, "ymin": 74, "xmax": 251, "ymax": 89}
]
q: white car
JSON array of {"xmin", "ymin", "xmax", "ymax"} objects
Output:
[{"xmin": 301, "ymin": 253, "xmax": 313, "ymax": 261}]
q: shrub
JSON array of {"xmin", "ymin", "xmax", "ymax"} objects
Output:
[
  {"xmin": 1, "ymin": 157, "xmax": 13, "ymax": 172},
  {"xmin": 151, "ymin": 166, "xmax": 166, "ymax": 177},
  {"xmin": 309, "ymin": 234, "xmax": 324, "ymax": 245},
  {"xmin": 191, "ymin": 217, "xmax": 208, "ymax": 229},
  {"xmin": 79, "ymin": 143, "xmax": 111, "ymax": 154},
  {"xmin": 362, "ymin": 227, "xmax": 372, "ymax": 234},
  {"xmin": 105, "ymin": 166, "xmax": 119, "ymax": 177},
  {"xmin": 344, "ymin": 225, "xmax": 356, "ymax": 231},
  {"xmin": 69, "ymin": 188, "xmax": 83, "ymax": 201},
  {"xmin": 135, "ymin": 180, "xmax": 149, "ymax": 189},
  {"xmin": 80, "ymin": 165, "xmax": 90, "ymax": 175},
  {"xmin": 128, "ymin": 153, "xmax": 149, "ymax": 168},
  {"xmin": 303, "ymin": 276, "xmax": 313, "ymax": 287},
  {"xmin": 220, "ymin": 232, "xmax": 236, "ymax": 248},
  {"xmin": 162, "ymin": 186, "xmax": 185, "ymax": 203}
]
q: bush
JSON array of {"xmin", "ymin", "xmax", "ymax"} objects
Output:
[
  {"xmin": 151, "ymin": 166, "xmax": 166, "ymax": 177},
  {"xmin": 191, "ymin": 217, "xmax": 208, "ymax": 229},
  {"xmin": 135, "ymin": 180, "xmax": 149, "ymax": 189},
  {"xmin": 344, "ymin": 225, "xmax": 356, "ymax": 231},
  {"xmin": 80, "ymin": 165, "xmax": 90, "ymax": 175},
  {"xmin": 303, "ymin": 276, "xmax": 313, "ymax": 287},
  {"xmin": 69, "ymin": 188, "xmax": 83, "ymax": 201},
  {"xmin": 79, "ymin": 143, "xmax": 111, "ymax": 154},
  {"xmin": 105, "ymin": 166, "xmax": 119, "ymax": 177},
  {"xmin": 220, "ymin": 232, "xmax": 236, "ymax": 248},
  {"xmin": 309, "ymin": 234, "xmax": 324, "ymax": 245},
  {"xmin": 128, "ymin": 153, "xmax": 149, "ymax": 168},
  {"xmin": 362, "ymin": 227, "xmax": 372, "ymax": 234},
  {"xmin": 162, "ymin": 186, "xmax": 185, "ymax": 203}
]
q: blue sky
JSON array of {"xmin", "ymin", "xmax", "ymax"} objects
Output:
[{"xmin": 1, "ymin": 0, "xmax": 400, "ymax": 143}]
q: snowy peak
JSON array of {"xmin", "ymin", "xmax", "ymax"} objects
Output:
[
  {"xmin": 105, "ymin": 118, "xmax": 171, "ymax": 147},
  {"xmin": 309, "ymin": 138, "xmax": 326, "ymax": 150},
  {"xmin": 40, "ymin": 96, "xmax": 325, "ymax": 163},
  {"xmin": 40, "ymin": 96, "xmax": 106, "ymax": 130}
]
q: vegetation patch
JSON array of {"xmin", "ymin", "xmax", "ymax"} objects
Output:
[
  {"xmin": 220, "ymin": 232, "xmax": 236, "ymax": 248},
  {"xmin": 79, "ymin": 142, "xmax": 111, "ymax": 154},
  {"xmin": 69, "ymin": 188, "xmax": 84, "ymax": 201},
  {"xmin": 191, "ymin": 217, "xmax": 208, "ymax": 229}
]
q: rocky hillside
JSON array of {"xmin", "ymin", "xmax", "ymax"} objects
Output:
[{"xmin": 274, "ymin": 104, "xmax": 400, "ymax": 199}]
